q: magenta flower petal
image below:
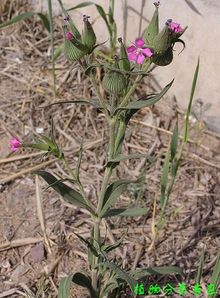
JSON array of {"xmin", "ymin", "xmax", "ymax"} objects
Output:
[
  {"xmin": 10, "ymin": 137, "xmax": 21, "ymax": 152},
  {"xmin": 137, "ymin": 53, "xmax": 145, "ymax": 64},
  {"xmin": 135, "ymin": 38, "xmax": 145, "ymax": 48},
  {"xmin": 128, "ymin": 52, "xmax": 137, "ymax": 62},
  {"xmin": 127, "ymin": 45, "xmax": 136, "ymax": 53},
  {"xmin": 168, "ymin": 21, "xmax": 183, "ymax": 33},
  {"xmin": 66, "ymin": 31, "xmax": 73, "ymax": 40},
  {"xmin": 142, "ymin": 48, "xmax": 153, "ymax": 57}
]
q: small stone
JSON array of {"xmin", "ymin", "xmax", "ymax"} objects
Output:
[{"xmin": 30, "ymin": 242, "xmax": 45, "ymax": 263}]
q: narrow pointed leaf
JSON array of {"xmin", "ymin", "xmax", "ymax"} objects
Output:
[
  {"xmin": 106, "ymin": 153, "xmax": 146, "ymax": 167},
  {"xmin": 211, "ymin": 253, "xmax": 220, "ymax": 288},
  {"xmin": 95, "ymin": 5, "xmax": 111, "ymax": 36},
  {"xmin": 73, "ymin": 232, "xmax": 99, "ymax": 257},
  {"xmin": 160, "ymin": 148, "xmax": 170, "ymax": 208},
  {"xmin": 57, "ymin": 0, "xmax": 81, "ymax": 39},
  {"xmin": 129, "ymin": 266, "xmax": 183, "ymax": 279},
  {"xmin": 102, "ymin": 238, "xmax": 124, "ymax": 253},
  {"xmin": 170, "ymin": 123, "xmax": 178, "ymax": 160},
  {"xmin": 72, "ymin": 272, "xmax": 97, "ymax": 298},
  {"xmin": 115, "ymin": 80, "xmax": 174, "ymax": 113},
  {"xmin": 39, "ymin": 99, "xmax": 111, "ymax": 111},
  {"xmin": 0, "ymin": 12, "xmax": 50, "ymax": 32},
  {"xmin": 35, "ymin": 170, "xmax": 95, "ymax": 214},
  {"xmin": 58, "ymin": 274, "xmax": 74, "ymax": 298},
  {"xmin": 67, "ymin": 2, "xmax": 94, "ymax": 11},
  {"xmin": 100, "ymin": 180, "xmax": 131, "ymax": 217},
  {"xmin": 184, "ymin": 58, "xmax": 199, "ymax": 142},
  {"xmin": 96, "ymin": 261, "xmax": 136, "ymax": 291},
  {"xmin": 103, "ymin": 207, "xmax": 149, "ymax": 218},
  {"xmin": 37, "ymin": 13, "xmax": 50, "ymax": 32}
]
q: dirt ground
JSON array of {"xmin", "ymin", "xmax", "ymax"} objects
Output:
[{"xmin": 0, "ymin": 1, "xmax": 219, "ymax": 297}]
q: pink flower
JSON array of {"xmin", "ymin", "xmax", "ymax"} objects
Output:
[
  {"xmin": 10, "ymin": 137, "xmax": 21, "ymax": 152},
  {"xmin": 167, "ymin": 21, "xmax": 183, "ymax": 33},
  {"xmin": 127, "ymin": 38, "xmax": 153, "ymax": 64},
  {"xmin": 66, "ymin": 31, "xmax": 73, "ymax": 40}
]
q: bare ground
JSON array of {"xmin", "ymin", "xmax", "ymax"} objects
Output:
[{"xmin": 0, "ymin": 1, "xmax": 219, "ymax": 297}]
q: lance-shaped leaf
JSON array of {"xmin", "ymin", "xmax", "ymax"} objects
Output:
[
  {"xmin": 72, "ymin": 272, "xmax": 97, "ymax": 298},
  {"xmin": 95, "ymin": 4, "xmax": 112, "ymax": 37},
  {"xmin": 160, "ymin": 148, "xmax": 170, "ymax": 208},
  {"xmin": 73, "ymin": 232, "xmax": 99, "ymax": 257},
  {"xmin": 129, "ymin": 266, "xmax": 184, "ymax": 279},
  {"xmin": 39, "ymin": 99, "xmax": 111, "ymax": 112},
  {"xmin": 106, "ymin": 153, "xmax": 146, "ymax": 167},
  {"xmin": 170, "ymin": 122, "xmax": 178, "ymax": 161},
  {"xmin": 57, "ymin": 0, "xmax": 81, "ymax": 39},
  {"xmin": 67, "ymin": 1, "xmax": 94, "ymax": 11},
  {"xmin": 101, "ymin": 237, "xmax": 124, "ymax": 254},
  {"xmin": 35, "ymin": 170, "xmax": 95, "ymax": 215},
  {"xmin": 0, "ymin": 12, "xmax": 50, "ymax": 32},
  {"xmin": 142, "ymin": 3, "xmax": 159, "ymax": 45},
  {"xmin": 58, "ymin": 274, "xmax": 74, "ymax": 298},
  {"xmin": 100, "ymin": 180, "xmax": 131, "ymax": 218},
  {"xmin": 103, "ymin": 207, "xmax": 149, "ymax": 218},
  {"xmin": 96, "ymin": 261, "xmax": 136, "ymax": 292},
  {"xmin": 114, "ymin": 80, "xmax": 174, "ymax": 114}
]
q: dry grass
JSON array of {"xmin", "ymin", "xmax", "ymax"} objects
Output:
[{"xmin": 0, "ymin": 1, "xmax": 219, "ymax": 297}]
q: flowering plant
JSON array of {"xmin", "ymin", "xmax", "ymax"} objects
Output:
[{"xmin": 8, "ymin": 1, "xmax": 200, "ymax": 297}]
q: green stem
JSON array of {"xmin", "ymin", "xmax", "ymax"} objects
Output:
[
  {"xmin": 119, "ymin": 60, "xmax": 151, "ymax": 108},
  {"xmin": 47, "ymin": 0, "xmax": 56, "ymax": 98},
  {"xmin": 89, "ymin": 73, "xmax": 110, "ymax": 120},
  {"xmin": 91, "ymin": 218, "xmax": 100, "ymax": 292}
]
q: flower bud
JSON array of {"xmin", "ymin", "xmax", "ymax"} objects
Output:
[
  {"xmin": 102, "ymin": 56, "xmax": 127, "ymax": 95},
  {"xmin": 63, "ymin": 25, "xmax": 87, "ymax": 62},
  {"xmin": 151, "ymin": 46, "xmax": 173, "ymax": 66},
  {"xmin": 118, "ymin": 37, "xmax": 130, "ymax": 71},
  {"xmin": 142, "ymin": 2, "xmax": 159, "ymax": 45},
  {"xmin": 152, "ymin": 25, "xmax": 172, "ymax": 55},
  {"xmin": 82, "ymin": 15, "xmax": 96, "ymax": 52}
]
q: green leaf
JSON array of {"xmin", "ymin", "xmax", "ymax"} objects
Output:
[
  {"xmin": 184, "ymin": 58, "xmax": 200, "ymax": 142},
  {"xmin": 114, "ymin": 80, "xmax": 174, "ymax": 113},
  {"xmin": 0, "ymin": 12, "xmax": 50, "ymax": 32},
  {"xmin": 103, "ymin": 207, "xmax": 149, "ymax": 218},
  {"xmin": 160, "ymin": 148, "xmax": 170, "ymax": 208},
  {"xmin": 67, "ymin": 1, "xmax": 94, "ymax": 11},
  {"xmin": 58, "ymin": 274, "xmax": 74, "ymax": 298},
  {"xmin": 211, "ymin": 252, "xmax": 220, "ymax": 289},
  {"xmin": 88, "ymin": 227, "xmax": 94, "ymax": 267},
  {"xmin": 39, "ymin": 99, "xmax": 111, "ymax": 111},
  {"xmin": 72, "ymin": 272, "xmax": 97, "ymax": 298},
  {"xmin": 95, "ymin": 4, "xmax": 112, "ymax": 36},
  {"xmin": 170, "ymin": 122, "xmax": 178, "ymax": 160},
  {"xmin": 130, "ymin": 266, "xmax": 184, "ymax": 279},
  {"xmin": 37, "ymin": 12, "xmax": 50, "ymax": 32},
  {"xmin": 73, "ymin": 232, "xmax": 99, "ymax": 257},
  {"xmin": 100, "ymin": 180, "xmax": 131, "ymax": 218},
  {"xmin": 96, "ymin": 261, "xmax": 136, "ymax": 292},
  {"xmin": 196, "ymin": 252, "xmax": 205, "ymax": 284},
  {"xmin": 142, "ymin": 4, "xmax": 159, "ymax": 44},
  {"xmin": 106, "ymin": 153, "xmax": 146, "ymax": 167},
  {"xmin": 101, "ymin": 237, "xmax": 124, "ymax": 253},
  {"xmin": 57, "ymin": 0, "xmax": 81, "ymax": 39},
  {"xmin": 35, "ymin": 170, "xmax": 95, "ymax": 214}
]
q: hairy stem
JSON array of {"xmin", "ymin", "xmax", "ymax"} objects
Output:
[
  {"xmin": 89, "ymin": 72, "xmax": 110, "ymax": 120},
  {"xmin": 119, "ymin": 60, "xmax": 151, "ymax": 108}
]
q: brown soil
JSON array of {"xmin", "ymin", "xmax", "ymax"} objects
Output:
[{"xmin": 0, "ymin": 1, "xmax": 219, "ymax": 297}]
